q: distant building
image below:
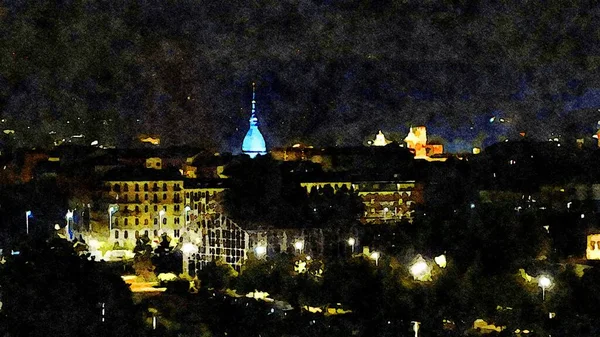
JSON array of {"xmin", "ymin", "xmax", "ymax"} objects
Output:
[
  {"xmin": 371, "ymin": 131, "xmax": 392, "ymax": 146},
  {"xmin": 300, "ymin": 180, "xmax": 423, "ymax": 224},
  {"xmin": 242, "ymin": 83, "xmax": 267, "ymax": 158},
  {"xmin": 404, "ymin": 126, "xmax": 443, "ymax": 159},
  {"xmin": 196, "ymin": 213, "xmax": 249, "ymax": 271}
]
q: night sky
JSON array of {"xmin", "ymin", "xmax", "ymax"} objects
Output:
[{"xmin": 1, "ymin": 0, "xmax": 600, "ymax": 153}]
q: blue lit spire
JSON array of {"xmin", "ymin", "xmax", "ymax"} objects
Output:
[{"xmin": 242, "ymin": 82, "xmax": 267, "ymax": 158}]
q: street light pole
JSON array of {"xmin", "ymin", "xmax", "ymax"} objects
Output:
[
  {"xmin": 347, "ymin": 237, "xmax": 355, "ymax": 254},
  {"xmin": 25, "ymin": 210, "xmax": 31, "ymax": 235}
]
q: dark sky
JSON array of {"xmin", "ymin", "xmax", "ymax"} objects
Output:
[{"xmin": 1, "ymin": 0, "xmax": 600, "ymax": 152}]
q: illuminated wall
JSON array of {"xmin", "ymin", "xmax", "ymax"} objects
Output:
[
  {"xmin": 587, "ymin": 234, "xmax": 600, "ymax": 260},
  {"xmin": 197, "ymin": 213, "xmax": 249, "ymax": 271}
]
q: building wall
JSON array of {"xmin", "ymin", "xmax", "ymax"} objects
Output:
[
  {"xmin": 104, "ymin": 180, "xmax": 186, "ymax": 248},
  {"xmin": 197, "ymin": 213, "xmax": 249, "ymax": 271}
]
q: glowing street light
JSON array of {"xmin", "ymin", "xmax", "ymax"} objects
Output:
[
  {"xmin": 255, "ymin": 244, "xmax": 267, "ymax": 258},
  {"xmin": 538, "ymin": 275, "xmax": 552, "ymax": 301},
  {"xmin": 294, "ymin": 240, "xmax": 304, "ymax": 254},
  {"xmin": 25, "ymin": 210, "xmax": 32, "ymax": 235},
  {"xmin": 410, "ymin": 256, "xmax": 432, "ymax": 281},
  {"xmin": 370, "ymin": 251, "xmax": 380, "ymax": 266},
  {"xmin": 347, "ymin": 237, "xmax": 356, "ymax": 253},
  {"xmin": 159, "ymin": 209, "xmax": 166, "ymax": 230},
  {"xmin": 108, "ymin": 206, "xmax": 117, "ymax": 231},
  {"xmin": 412, "ymin": 321, "xmax": 421, "ymax": 337},
  {"xmin": 65, "ymin": 210, "xmax": 74, "ymax": 240}
]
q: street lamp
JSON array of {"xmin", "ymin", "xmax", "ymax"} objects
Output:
[
  {"xmin": 182, "ymin": 243, "xmax": 198, "ymax": 276},
  {"xmin": 410, "ymin": 256, "xmax": 431, "ymax": 281},
  {"xmin": 347, "ymin": 237, "xmax": 356, "ymax": 253},
  {"xmin": 25, "ymin": 210, "xmax": 32, "ymax": 235},
  {"xmin": 538, "ymin": 275, "xmax": 552, "ymax": 301},
  {"xmin": 370, "ymin": 251, "xmax": 380, "ymax": 266},
  {"xmin": 184, "ymin": 205, "xmax": 191, "ymax": 225},
  {"xmin": 108, "ymin": 206, "xmax": 117, "ymax": 232},
  {"xmin": 159, "ymin": 209, "xmax": 166, "ymax": 230},
  {"xmin": 255, "ymin": 244, "xmax": 267, "ymax": 258},
  {"xmin": 294, "ymin": 240, "xmax": 304, "ymax": 254},
  {"xmin": 65, "ymin": 210, "xmax": 74, "ymax": 240}
]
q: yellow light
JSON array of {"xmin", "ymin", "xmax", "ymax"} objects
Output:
[
  {"xmin": 294, "ymin": 241, "xmax": 304, "ymax": 250},
  {"xmin": 347, "ymin": 238, "xmax": 355, "ymax": 246},
  {"xmin": 410, "ymin": 261, "xmax": 428, "ymax": 276},
  {"xmin": 434, "ymin": 254, "xmax": 447, "ymax": 268}
]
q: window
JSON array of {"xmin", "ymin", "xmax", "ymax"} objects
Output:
[
  {"xmin": 153, "ymin": 195, "xmax": 158, "ymax": 203},
  {"xmin": 154, "ymin": 218, "xmax": 158, "ymax": 225},
  {"xmin": 124, "ymin": 184, "xmax": 129, "ymax": 192},
  {"xmin": 135, "ymin": 184, "xmax": 139, "ymax": 192},
  {"xmin": 124, "ymin": 218, "xmax": 128, "ymax": 226},
  {"xmin": 174, "ymin": 218, "xmax": 180, "ymax": 225},
  {"xmin": 162, "ymin": 218, "xmax": 167, "ymax": 225},
  {"xmin": 144, "ymin": 230, "xmax": 149, "ymax": 237},
  {"xmin": 113, "ymin": 184, "xmax": 120, "ymax": 192},
  {"xmin": 135, "ymin": 206, "xmax": 139, "ymax": 212},
  {"xmin": 163, "ymin": 183, "xmax": 167, "ymax": 191},
  {"xmin": 124, "ymin": 230, "xmax": 129, "ymax": 239},
  {"xmin": 123, "ymin": 194, "xmax": 128, "ymax": 202},
  {"xmin": 144, "ymin": 183, "xmax": 148, "ymax": 191},
  {"xmin": 153, "ymin": 183, "xmax": 158, "ymax": 190},
  {"xmin": 186, "ymin": 192, "xmax": 190, "ymax": 198},
  {"xmin": 174, "ymin": 205, "xmax": 180, "ymax": 212},
  {"xmin": 144, "ymin": 219, "xmax": 148, "ymax": 226},
  {"xmin": 135, "ymin": 218, "xmax": 139, "ymax": 225},
  {"xmin": 154, "ymin": 230, "xmax": 158, "ymax": 237},
  {"xmin": 144, "ymin": 205, "xmax": 148, "ymax": 212},
  {"xmin": 145, "ymin": 194, "xmax": 148, "ymax": 201},
  {"xmin": 154, "ymin": 205, "xmax": 158, "ymax": 212},
  {"xmin": 115, "ymin": 230, "xmax": 119, "ymax": 239},
  {"xmin": 591, "ymin": 241, "xmax": 597, "ymax": 250},
  {"xmin": 174, "ymin": 229, "xmax": 180, "ymax": 238},
  {"xmin": 163, "ymin": 193, "xmax": 167, "ymax": 200},
  {"xmin": 135, "ymin": 194, "xmax": 140, "ymax": 202}
]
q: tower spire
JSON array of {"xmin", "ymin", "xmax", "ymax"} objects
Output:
[{"xmin": 242, "ymin": 82, "xmax": 267, "ymax": 158}]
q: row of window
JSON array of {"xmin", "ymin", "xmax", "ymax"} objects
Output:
[
  {"xmin": 113, "ymin": 183, "xmax": 183, "ymax": 192},
  {"xmin": 123, "ymin": 205, "xmax": 183, "ymax": 213},
  {"xmin": 186, "ymin": 191, "xmax": 221, "ymax": 199},
  {"xmin": 114, "ymin": 229, "xmax": 181, "ymax": 239},
  {"xmin": 119, "ymin": 193, "xmax": 182, "ymax": 203},
  {"xmin": 114, "ymin": 217, "xmax": 182, "ymax": 226}
]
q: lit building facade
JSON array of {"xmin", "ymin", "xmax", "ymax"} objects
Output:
[
  {"xmin": 196, "ymin": 213, "xmax": 249, "ymax": 271},
  {"xmin": 103, "ymin": 177, "xmax": 187, "ymax": 249},
  {"xmin": 404, "ymin": 126, "xmax": 443, "ymax": 159},
  {"xmin": 300, "ymin": 180, "xmax": 422, "ymax": 224}
]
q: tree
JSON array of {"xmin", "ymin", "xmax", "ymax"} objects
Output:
[{"xmin": 0, "ymin": 236, "xmax": 145, "ymax": 337}]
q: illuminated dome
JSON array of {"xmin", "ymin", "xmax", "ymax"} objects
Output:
[
  {"xmin": 242, "ymin": 83, "xmax": 267, "ymax": 158},
  {"xmin": 372, "ymin": 130, "xmax": 391, "ymax": 146}
]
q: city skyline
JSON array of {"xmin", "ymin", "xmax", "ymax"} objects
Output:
[{"xmin": 1, "ymin": 1, "xmax": 600, "ymax": 152}]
